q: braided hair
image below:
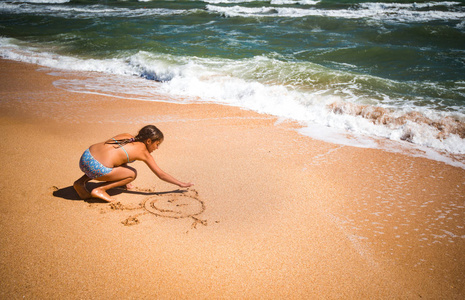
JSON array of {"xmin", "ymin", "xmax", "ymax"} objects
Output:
[{"xmin": 106, "ymin": 125, "xmax": 164, "ymax": 146}]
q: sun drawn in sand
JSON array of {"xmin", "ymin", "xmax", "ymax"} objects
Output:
[
  {"xmin": 113, "ymin": 188, "xmax": 207, "ymax": 228},
  {"xmin": 52, "ymin": 185, "xmax": 208, "ymax": 229},
  {"xmin": 143, "ymin": 188, "xmax": 207, "ymax": 228}
]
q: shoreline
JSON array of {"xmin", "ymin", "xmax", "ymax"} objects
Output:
[{"xmin": 1, "ymin": 58, "xmax": 464, "ymax": 299}]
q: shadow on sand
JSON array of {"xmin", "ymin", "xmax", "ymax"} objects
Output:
[{"xmin": 52, "ymin": 183, "xmax": 187, "ymax": 203}]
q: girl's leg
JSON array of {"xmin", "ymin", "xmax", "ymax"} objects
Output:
[
  {"xmin": 90, "ymin": 165, "xmax": 137, "ymax": 202},
  {"xmin": 74, "ymin": 174, "xmax": 92, "ymax": 199}
]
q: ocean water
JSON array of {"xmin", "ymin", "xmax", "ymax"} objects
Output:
[{"xmin": 1, "ymin": 0, "xmax": 465, "ymax": 160}]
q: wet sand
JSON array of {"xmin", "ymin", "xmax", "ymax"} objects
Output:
[{"xmin": 0, "ymin": 59, "xmax": 464, "ymax": 299}]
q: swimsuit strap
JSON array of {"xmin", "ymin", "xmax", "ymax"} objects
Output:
[{"xmin": 111, "ymin": 138, "xmax": 130, "ymax": 163}]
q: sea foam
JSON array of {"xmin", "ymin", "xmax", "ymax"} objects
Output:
[
  {"xmin": 9, "ymin": 0, "xmax": 70, "ymax": 3},
  {"xmin": 0, "ymin": 2, "xmax": 192, "ymax": 19},
  {"xmin": 206, "ymin": 2, "xmax": 465, "ymax": 22},
  {"xmin": 3, "ymin": 0, "xmax": 463, "ymax": 22}
]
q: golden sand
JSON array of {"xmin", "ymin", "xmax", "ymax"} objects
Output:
[{"xmin": 0, "ymin": 59, "xmax": 464, "ymax": 299}]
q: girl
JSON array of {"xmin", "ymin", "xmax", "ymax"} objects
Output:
[{"xmin": 74, "ymin": 125, "xmax": 193, "ymax": 202}]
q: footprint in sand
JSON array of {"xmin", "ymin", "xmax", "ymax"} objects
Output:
[{"xmin": 121, "ymin": 216, "xmax": 140, "ymax": 226}]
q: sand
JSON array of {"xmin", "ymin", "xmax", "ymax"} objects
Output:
[{"xmin": 0, "ymin": 58, "xmax": 464, "ymax": 299}]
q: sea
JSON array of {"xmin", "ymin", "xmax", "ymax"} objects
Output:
[{"xmin": 1, "ymin": 0, "xmax": 465, "ymax": 165}]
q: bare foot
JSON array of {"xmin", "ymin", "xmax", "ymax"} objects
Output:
[
  {"xmin": 74, "ymin": 180, "xmax": 91, "ymax": 199},
  {"xmin": 90, "ymin": 188, "xmax": 114, "ymax": 203}
]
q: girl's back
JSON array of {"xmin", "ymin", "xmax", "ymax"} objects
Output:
[{"xmin": 89, "ymin": 134, "xmax": 139, "ymax": 168}]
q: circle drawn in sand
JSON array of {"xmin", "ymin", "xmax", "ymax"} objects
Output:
[{"xmin": 144, "ymin": 191, "xmax": 205, "ymax": 219}]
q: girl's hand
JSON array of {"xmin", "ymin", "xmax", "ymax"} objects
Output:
[{"xmin": 179, "ymin": 182, "xmax": 193, "ymax": 188}]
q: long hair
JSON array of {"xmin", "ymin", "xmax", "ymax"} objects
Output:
[{"xmin": 106, "ymin": 125, "xmax": 164, "ymax": 146}]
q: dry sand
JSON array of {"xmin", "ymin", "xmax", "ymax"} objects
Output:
[{"xmin": 0, "ymin": 59, "xmax": 464, "ymax": 299}]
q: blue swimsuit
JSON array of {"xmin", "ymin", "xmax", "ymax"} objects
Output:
[
  {"xmin": 79, "ymin": 139, "xmax": 133, "ymax": 179},
  {"xmin": 79, "ymin": 149, "xmax": 113, "ymax": 179}
]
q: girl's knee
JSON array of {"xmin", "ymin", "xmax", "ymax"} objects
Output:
[{"xmin": 126, "ymin": 166, "xmax": 137, "ymax": 180}]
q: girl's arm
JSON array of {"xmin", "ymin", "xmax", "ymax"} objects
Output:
[{"xmin": 142, "ymin": 152, "xmax": 193, "ymax": 188}]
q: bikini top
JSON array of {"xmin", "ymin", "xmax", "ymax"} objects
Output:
[{"xmin": 112, "ymin": 138, "xmax": 135, "ymax": 163}]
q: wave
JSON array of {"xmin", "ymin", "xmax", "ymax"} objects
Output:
[
  {"xmin": 203, "ymin": 0, "xmax": 320, "ymax": 4},
  {"xmin": 3, "ymin": 1, "xmax": 464, "ymax": 23},
  {"xmin": 360, "ymin": 2, "xmax": 462, "ymax": 10},
  {"xmin": 206, "ymin": 2, "xmax": 465, "ymax": 22},
  {"xmin": 270, "ymin": 0, "xmax": 320, "ymax": 4},
  {"xmin": 202, "ymin": 0, "xmax": 259, "ymax": 4},
  {"xmin": 328, "ymin": 101, "xmax": 465, "ymax": 140},
  {"xmin": 0, "ymin": 2, "xmax": 196, "ymax": 19},
  {"xmin": 8, "ymin": 0, "xmax": 70, "ymax": 3},
  {"xmin": 1, "ymin": 36, "xmax": 464, "ymax": 157}
]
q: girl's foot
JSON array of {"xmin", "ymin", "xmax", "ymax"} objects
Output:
[
  {"xmin": 90, "ymin": 188, "xmax": 114, "ymax": 202},
  {"xmin": 74, "ymin": 180, "xmax": 91, "ymax": 199}
]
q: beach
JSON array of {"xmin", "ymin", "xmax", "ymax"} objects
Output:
[{"xmin": 0, "ymin": 58, "xmax": 464, "ymax": 299}]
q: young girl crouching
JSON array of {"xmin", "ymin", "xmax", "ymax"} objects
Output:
[{"xmin": 74, "ymin": 125, "xmax": 193, "ymax": 202}]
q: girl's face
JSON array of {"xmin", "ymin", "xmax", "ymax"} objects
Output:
[{"xmin": 146, "ymin": 139, "xmax": 162, "ymax": 153}]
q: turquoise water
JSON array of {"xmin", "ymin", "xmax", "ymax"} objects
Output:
[{"xmin": 1, "ymin": 0, "xmax": 465, "ymax": 154}]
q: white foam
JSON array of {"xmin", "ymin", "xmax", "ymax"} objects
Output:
[
  {"xmin": 3, "ymin": 0, "xmax": 464, "ymax": 23},
  {"xmin": 270, "ymin": 0, "xmax": 320, "ymax": 5},
  {"xmin": 360, "ymin": 2, "xmax": 462, "ymax": 10},
  {"xmin": 206, "ymin": 2, "xmax": 465, "ymax": 22},
  {"xmin": 0, "ymin": 2, "xmax": 192, "ymax": 19},
  {"xmin": 300, "ymin": 124, "xmax": 465, "ymax": 169},
  {"xmin": 0, "ymin": 39, "xmax": 134, "ymax": 75},
  {"xmin": 203, "ymin": 0, "xmax": 258, "ymax": 4},
  {"xmin": 9, "ymin": 0, "xmax": 70, "ymax": 3},
  {"xmin": 298, "ymin": 125, "xmax": 379, "ymax": 149},
  {"xmin": 204, "ymin": 0, "xmax": 320, "ymax": 3}
]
